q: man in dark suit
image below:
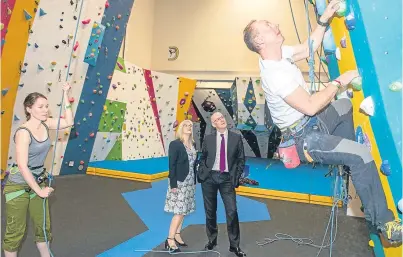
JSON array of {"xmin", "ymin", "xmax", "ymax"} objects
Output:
[{"xmin": 197, "ymin": 112, "xmax": 246, "ymax": 257}]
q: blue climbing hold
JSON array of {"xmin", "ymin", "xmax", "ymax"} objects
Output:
[
  {"xmin": 14, "ymin": 115, "xmax": 20, "ymax": 121},
  {"xmin": 2, "ymin": 88, "xmax": 9, "ymax": 96},
  {"xmin": 38, "ymin": 64, "xmax": 44, "ymax": 71},
  {"xmin": 23, "ymin": 10, "xmax": 32, "ymax": 20},
  {"xmin": 345, "ymin": 13, "xmax": 356, "ymax": 30},
  {"xmin": 39, "ymin": 8, "xmax": 47, "ymax": 17},
  {"xmin": 380, "ymin": 160, "xmax": 391, "ymax": 176}
]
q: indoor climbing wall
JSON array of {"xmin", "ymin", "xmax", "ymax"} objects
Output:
[
  {"xmin": 231, "ymin": 77, "xmax": 270, "ymax": 132},
  {"xmin": 316, "ymin": 0, "xmax": 402, "ymax": 256},
  {"xmin": 2, "ymin": 0, "xmax": 109, "ymax": 175},
  {"xmin": 192, "ymin": 87, "xmax": 275, "ymax": 158},
  {"xmin": 150, "ymin": 71, "xmax": 180, "ymax": 155},
  {"xmin": 60, "ymin": 0, "xmax": 136, "ymax": 175},
  {"xmin": 1, "ymin": 0, "xmax": 16, "ymax": 51}
]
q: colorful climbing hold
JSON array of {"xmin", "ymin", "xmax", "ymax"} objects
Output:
[
  {"xmin": 336, "ymin": 1, "xmax": 347, "ymax": 16},
  {"xmin": 82, "ymin": 18, "xmax": 91, "ymax": 25},
  {"xmin": 340, "ymin": 36, "xmax": 347, "ymax": 48},
  {"xmin": 23, "ymin": 10, "xmax": 32, "ymax": 20},
  {"xmin": 39, "ymin": 8, "xmax": 47, "ymax": 16},
  {"xmin": 345, "ymin": 13, "xmax": 356, "ymax": 30},
  {"xmin": 360, "ymin": 96, "xmax": 374, "ymax": 116},
  {"xmin": 2, "ymin": 88, "xmax": 9, "ymax": 96},
  {"xmin": 388, "ymin": 81, "xmax": 402, "ymax": 92},
  {"xmin": 380, "ymin": 160, "xmax": 391, "ymax": 176},
  {"xmin": 350, "ymin": 76, "xmax": 362, "ymax": 91}
]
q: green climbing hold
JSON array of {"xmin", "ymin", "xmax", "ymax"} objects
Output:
[
  {"xmin": 336, "ymin": 1, "xmax": 347, "ymax": 16},
  {"xmin": 350, "ymin": 76, "xmax": 362, "ymax": 91},
  {"xmin": 2, "ymin": 88, "xmax": 9, "ymax": 96},
  {"xmin": 106, "ymin": 23, "xmax": 110, "ymax": 27},
  {"xmin": 81, "ymin": 100, "xmax": 84, "ymax": 103},
  {"xmin": 97, "ymin": 72, "xmax": 100, "ymax": 76},
  {"xmin": 389, "ymin": 81, "xmax": 402, "ymax": 92}
]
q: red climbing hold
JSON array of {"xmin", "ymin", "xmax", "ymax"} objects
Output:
[
  {"xmin": 80, "ymin": 160, "xmax": 84, "ymax": 165},
  {"xmin": 89, "ymin": 132, "xmax": 95, "ymax": 137},
  {"xmin": 82, "ymin": 18, "xmax": 91, "ymax": 25},
  {"xmin": 105, "ymin": 0, "xmax": 110, "ymax": 8},
  {"xmin": 69, "ymin": 97, "xmax": 75, "ymax": 103},
  {"xmin": 73, "ymin": 41, "xmax": 79, "ymax": 51}
]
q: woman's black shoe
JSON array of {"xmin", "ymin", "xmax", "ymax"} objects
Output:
[
  {"xmin": 175, "ymin": 233, "xmax": 188, "ymax": 247},
  {"xmin": 165, "ymin": 238, "xmax": 181, "ymax": 253}
]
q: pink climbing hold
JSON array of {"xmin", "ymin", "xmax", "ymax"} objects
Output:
[
  {"xmin": 89, "ymin": 132, "xmax": 95, "ymax": 137},
  {"xmin": 82, "ymin": 18, "xmax": 91, "ymax": 25},
  {"xmin": 73, "ymin": 41, "xmax": 79, "ymax": 51},
  {"xmin": 116, "ymin": 62, "xmax": 124, "ymax": 70},
  {"xmin": 105, "ymin": 0, "xmax": 109, "ymax": 8},
  {"xmin": 69, "ymin": 97, "xmax": 75, "ymax": 103},
  {"xmin": 180, "ymin": 98, "xmax": 186, "ymax": 105}
]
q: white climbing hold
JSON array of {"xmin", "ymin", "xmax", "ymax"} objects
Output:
[
  {"xmin": 335, "ymin": 47, "xmax": 341, "ymax": 60},
  {"xmin": 398, "ymin": 199, "xmax": 403, "ymax": 213},
  {"xmin": 360, "ymin": 96, "xmax": 374, "ymax": 116},
  {"xmin": 388, "ymin": 81, "xmax": 402, "ymax": 92}
]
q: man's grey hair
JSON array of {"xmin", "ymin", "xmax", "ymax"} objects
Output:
[{"xmin": 243, "ymin": 20, "xmax": 259, "ymax": 53}]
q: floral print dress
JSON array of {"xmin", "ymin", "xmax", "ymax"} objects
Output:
[{"xmin": 164, "ymin": 144, "xmax": 196, "ymax": 215}]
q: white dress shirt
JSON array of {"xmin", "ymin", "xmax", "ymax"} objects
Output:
[{"xmin": 212, "ymin": 129, "xmax": 229, "ymax": 172}]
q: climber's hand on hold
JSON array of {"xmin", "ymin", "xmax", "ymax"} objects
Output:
[
  {"xmin": 337, "ymin": 70, "xmax": 360, "ymax": 88},
  {"xmin": 321, "ymin": 0, "xmax": 341, "ymax": 23}
]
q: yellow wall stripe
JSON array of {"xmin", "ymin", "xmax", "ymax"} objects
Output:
[
  {"xmin": 330, "ymin": 16, "xmax": 401, "ymax": 256},
  {"xmin": 1, "ymin": 1, "xmax": 39, "ymax": 171},
  {"xmin": 176, "ymin": 77, "xmax": 197, "ymax": 126}
]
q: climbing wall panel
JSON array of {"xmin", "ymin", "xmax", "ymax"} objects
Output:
[
  {"xmin": 1, "ymin": 0, "xmax": 17, "ymax": 52},
  {"xmin": 121, "ymin": 64, "xmax": 165, "ymax": 160},
  {"xmin": 89, "ymin": 132, "xmax": 120, "ymax": 162},
  {"xmin": 1, "ymin": 0, "xmax": 40, "ymax": 172},
  {"xmin": 150, "ymin": 71, "xmax": 180, "ymax": 155},
  {"xmin": 60, "ymin": 0, "xmax": 135, "ymax": 175},
  {"xmin": 4, "ymin": 0, "xmax": 107, "ymax": 175},
  {"xmin": 176, "ymin": 77, "xmax": 198, "ymax": 128},
  {"xmin": 232, "ymin": 77, "xmax": 270, "ymax": 132},
  {"xmin": 192, "ymin": 88, "xmax": 255, "ymax": 157}
]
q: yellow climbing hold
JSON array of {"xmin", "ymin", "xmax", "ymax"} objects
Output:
[
  {"xmin": 103, "ymin": 105, "xmax": 107, "ymax": 111},
  {"xmin": 368, "ymin": 240, "xmax": 374, "ymax": 247}
]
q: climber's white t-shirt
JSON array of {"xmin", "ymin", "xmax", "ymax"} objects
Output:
[{"xmin": 259, "ymin": 45, "xmax": 310, "ymax": 129}]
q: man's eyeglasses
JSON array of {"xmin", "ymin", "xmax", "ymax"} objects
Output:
[{"xmin": 213, "ymin": 116, "xmax": 225, "ymax": 123}]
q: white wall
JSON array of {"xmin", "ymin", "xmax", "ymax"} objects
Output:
[{"xmin": 120, "ymin": 0, "xmax": 155, "ymax": 69}]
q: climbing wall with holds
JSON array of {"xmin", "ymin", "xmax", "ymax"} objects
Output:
[
  {"xmin": 61, "ymin": 0, "xmax": 135, "ymax": 175},
  {"xmin": 121, "ymin": 64, "xmax": 165, "ymax": 160},
  {"xmin": 150, "ymin": 71, "xmax": 180, "ymax": 155},
  {"xmin": 192, "ymin": 88, "xmax": 276, "ymax": 158},
  {"xmin": 315, "ymin": 0, "xmax": 402, "ymax": 256},
  {"xmin": 1, "ymin": 0, "xmax": 16, "ymax": 51},
  {"xmin": 231, "ymin": 77, "xmax": 272, "ymax": 132},
  {"xmin": 3, "ymin": 0, "xmax": 109, "ymax": 175}
]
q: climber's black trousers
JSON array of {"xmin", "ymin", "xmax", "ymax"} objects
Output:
[{"xmin": 293, "ymin": 99, "xmax": 394, "ymax": 227}]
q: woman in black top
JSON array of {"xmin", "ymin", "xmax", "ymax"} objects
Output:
[{"xmin": 164, "ymin": 120, "xmax": 197, "ymax": 252}]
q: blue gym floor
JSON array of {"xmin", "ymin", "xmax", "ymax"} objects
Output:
[{"xmin": 89, "ymin": 157, "xmax": 335, "ymax": 197}]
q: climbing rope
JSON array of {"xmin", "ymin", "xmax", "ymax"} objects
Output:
[
  {"xmin": 42, "ymin": 0, "xmax": 86, "ymax": 256},
  {"xmin": 288, "ymin": 0, "xmax": 330, "ymax": 90}
]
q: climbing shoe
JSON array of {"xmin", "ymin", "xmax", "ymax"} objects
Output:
[{"xmin": 378, "ymin": 219, "xmax": 403, "ymax": 245}]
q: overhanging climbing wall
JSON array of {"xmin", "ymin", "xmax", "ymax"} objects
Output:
[
  {"xmin": 2, "ymin": 0, "xmax": 110, "ymax": 176},
  {"xmin": 192, "ymin": 87, "xmax": 277, "ymax": 158},
  {"xmin": 60, "ymin": 0, "xmax": 136, "ymax": 175},
  {"xmin": 315, "ymin": 0, "xmax": 402, "ymax": 256}
]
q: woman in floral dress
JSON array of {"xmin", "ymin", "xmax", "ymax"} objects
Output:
[{"xmin": 164, "ymin": 120, "xmax": 197, "ymax": 252}]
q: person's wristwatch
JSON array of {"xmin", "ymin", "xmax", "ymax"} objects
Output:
[{"xmin": 317, "ymin": 16, "xmax": 329, "ymax": 27}]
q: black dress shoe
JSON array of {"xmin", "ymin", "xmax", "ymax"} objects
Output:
[
  {"xmin": 175, "ymin": 233, "xmax": 188, "ymax": 247},
  {"xmin": 204, "ymin": 240, "xmax": 217, "ymax": 250},
  {"xmin": 229, "ymin": 247, "xmax": 246, "ymax": 257}
]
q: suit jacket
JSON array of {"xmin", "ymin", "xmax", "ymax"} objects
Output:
[
  {"xmin": 197, "ymin": 130, "xmax": 245, "ymax": 188},
  {"xmin": 168, "ymin": 139, "xmax": 197, "ymax": 189}
]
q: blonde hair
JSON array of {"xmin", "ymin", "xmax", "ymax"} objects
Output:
[{"xmin": 176, "ymin": 119, "xmax": 195, "ymax": 144}]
